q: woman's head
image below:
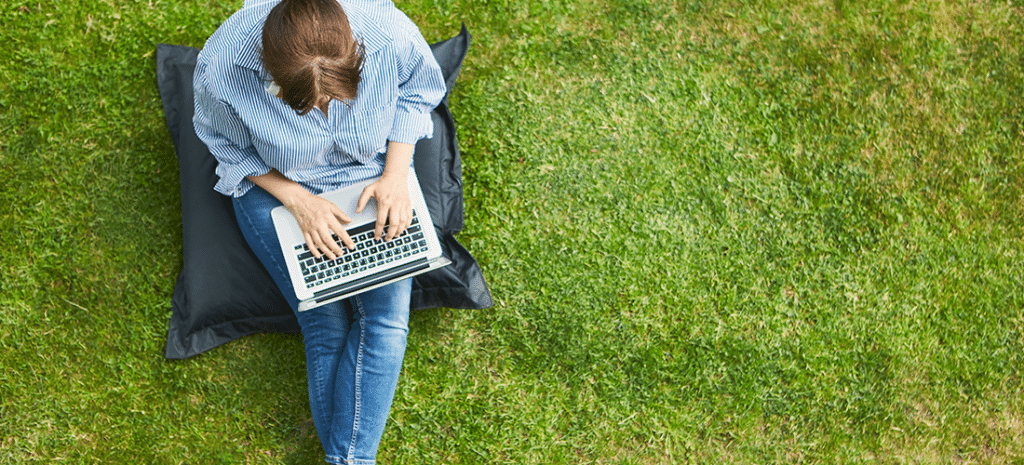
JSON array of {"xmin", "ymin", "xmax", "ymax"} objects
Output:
[{"xmin": 262, "ymin": 0, "xmax": 364, "ymax": 115}]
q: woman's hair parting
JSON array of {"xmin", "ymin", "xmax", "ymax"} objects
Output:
[{"xmin": 262, "ymin": 0, "xmax": 365, "ymax": 115}]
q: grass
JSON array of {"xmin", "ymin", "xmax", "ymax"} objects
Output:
[{"xmin": 1, "ymin": 0, "xmax": 1023, "ymax": 463}]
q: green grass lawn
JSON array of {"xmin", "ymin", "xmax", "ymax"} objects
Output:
[{"xmin": 2, "ymin": 0, "xmax": 1023, "ymax": 463}]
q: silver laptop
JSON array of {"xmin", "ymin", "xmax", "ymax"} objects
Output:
[{"xmin": 271, "ymin": 172, "xmax": 450, "ymax": 311}]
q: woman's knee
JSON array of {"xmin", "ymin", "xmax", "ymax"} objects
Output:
[
  {"xmin": 297, "ymin": 302, "xmax": 352, "ymax": 352},
  {"xmin": 352, "ymin": 280, "xmax": 412, "ymax": 332}
]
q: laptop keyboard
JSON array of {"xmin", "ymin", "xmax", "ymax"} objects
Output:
[{"xmin": 294, "ymin": 214, "xmax": 429, "ymax": 289}]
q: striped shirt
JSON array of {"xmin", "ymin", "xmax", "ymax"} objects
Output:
[{"xmin": 193, "ymin": 0, "xmax": 447, "ymax": 197}]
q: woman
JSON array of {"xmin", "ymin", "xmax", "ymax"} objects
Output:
[{"xmin": 192, "ymin": 0, "xmax": 446, "ymax": 462}]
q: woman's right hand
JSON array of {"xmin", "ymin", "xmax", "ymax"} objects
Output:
[
  {"xmin": 247, "ymin": 169, "xmax": 355, "ymax": 261},
  {"xmin": 284, "ymin": 191, "xmax": 355, "ymax": 260}
]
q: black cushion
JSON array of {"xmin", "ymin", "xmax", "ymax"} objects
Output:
[{"xmin": 157, "ymin": 24, "xmax": 492, "ymax": 360}]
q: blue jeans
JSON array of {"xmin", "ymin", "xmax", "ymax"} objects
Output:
[{"xmin": 233, "ymin": 185, "xmax": 410, "ymax": 464}]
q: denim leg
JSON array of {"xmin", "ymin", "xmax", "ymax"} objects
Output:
[
  {"xmin": 232, "ymin": 186, "xmax": 410, "ymax": 464},
  {"xmin": 327, "ymin": 280, "xmax": 411, "ymax": 464}
]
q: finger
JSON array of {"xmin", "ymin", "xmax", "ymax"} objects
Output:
[
  {"xmin": 336, "ymin": 229, "xmax": 355, "ymax": 252},
  {"xmin": 333, "ymin": 207, "xmax": 352, "ymax": 225},
  {"xmin": 316, "ymin": 228, "xmax": 340, "ymax": 261},
  {"xmin": 328, "ymin": 217, "xmax": 354, "ymax": 251},
  {"xmin": 356, "ymin": 185, "xmax": 375, "ymax": 214},
  {"xmin": 332, "ymin": 210, "xmax": 353, "ymax": 249},
  {"xmin": 401, "ymin": 205, "xmax": 412, "ymax": 232},
  {"xmin": 326, "ymin": 228, "xmax": 346, "ymax": 258},
  {"xmin": 374, "ymin": 201, "xmax": 392, "ymax": 241},
  {"xmin": 386, "ymin": 206, "xmax": 405, "ymax": 241},
  {"xmin": 303, "ymin": 231, "xmax": 321, "ymax": 259},
  {"xmin": 399, "ymin": 205, "xmax": 414, "ymax": 239}
]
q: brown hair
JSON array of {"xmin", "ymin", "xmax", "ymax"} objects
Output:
[{"xmin": 261, "ymin": 0, "xmax": 364, "ymax": 115}]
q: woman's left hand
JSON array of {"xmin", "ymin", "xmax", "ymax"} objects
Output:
[{"xmin": 356, "ymin": 172, "xmax": 412, "ymax": 242}]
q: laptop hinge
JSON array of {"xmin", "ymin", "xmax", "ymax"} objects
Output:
[{"xmin": 312, "ymin": 258, "xmax": 430, "ymax": 301}]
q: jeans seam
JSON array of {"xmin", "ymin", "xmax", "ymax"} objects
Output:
[{"xmin": 348, "ymin": 295, "xmax": 367, "ymax": 461}]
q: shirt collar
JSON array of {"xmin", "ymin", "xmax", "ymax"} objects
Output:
[
  {"xmin": 233, "ymin": 1, "xmax": 391, "ymax": 74},
  {"xmin": 233, "ymin": 14, "xmax": 267, "ymax": 73}
]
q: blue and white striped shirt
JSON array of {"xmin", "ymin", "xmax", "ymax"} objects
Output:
[{"xmin": 193, "ymin": 0, "xmax": 447, "ymax": 197}]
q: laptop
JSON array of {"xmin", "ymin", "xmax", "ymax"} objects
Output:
[{"xmin": 271, "ymin": 172, "xmax": 450, "ymax": 311}]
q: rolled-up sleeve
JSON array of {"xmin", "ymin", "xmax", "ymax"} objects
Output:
[
  {"xmin": 193, "ymin": 60, "xmax": 271, "ymax": 197},
  {"xmin": 388, "ymin": 27, "xmax": 446, "ymax": 145}
]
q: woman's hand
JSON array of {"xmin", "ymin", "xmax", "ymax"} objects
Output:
[
  {"xmin": 285, "ymin": 191, "xmax": 355, "ymax": 260},
  {"xmin": 356, "ymin": 172, "xmax": 411, "ymax": 242},
  {"xmin": 357, "ymin": 141, "xmax": 415, "ymax": 242},
  {"xmin": 247, "ymin": 169, "xmax": 354, "ymax": 260}
]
